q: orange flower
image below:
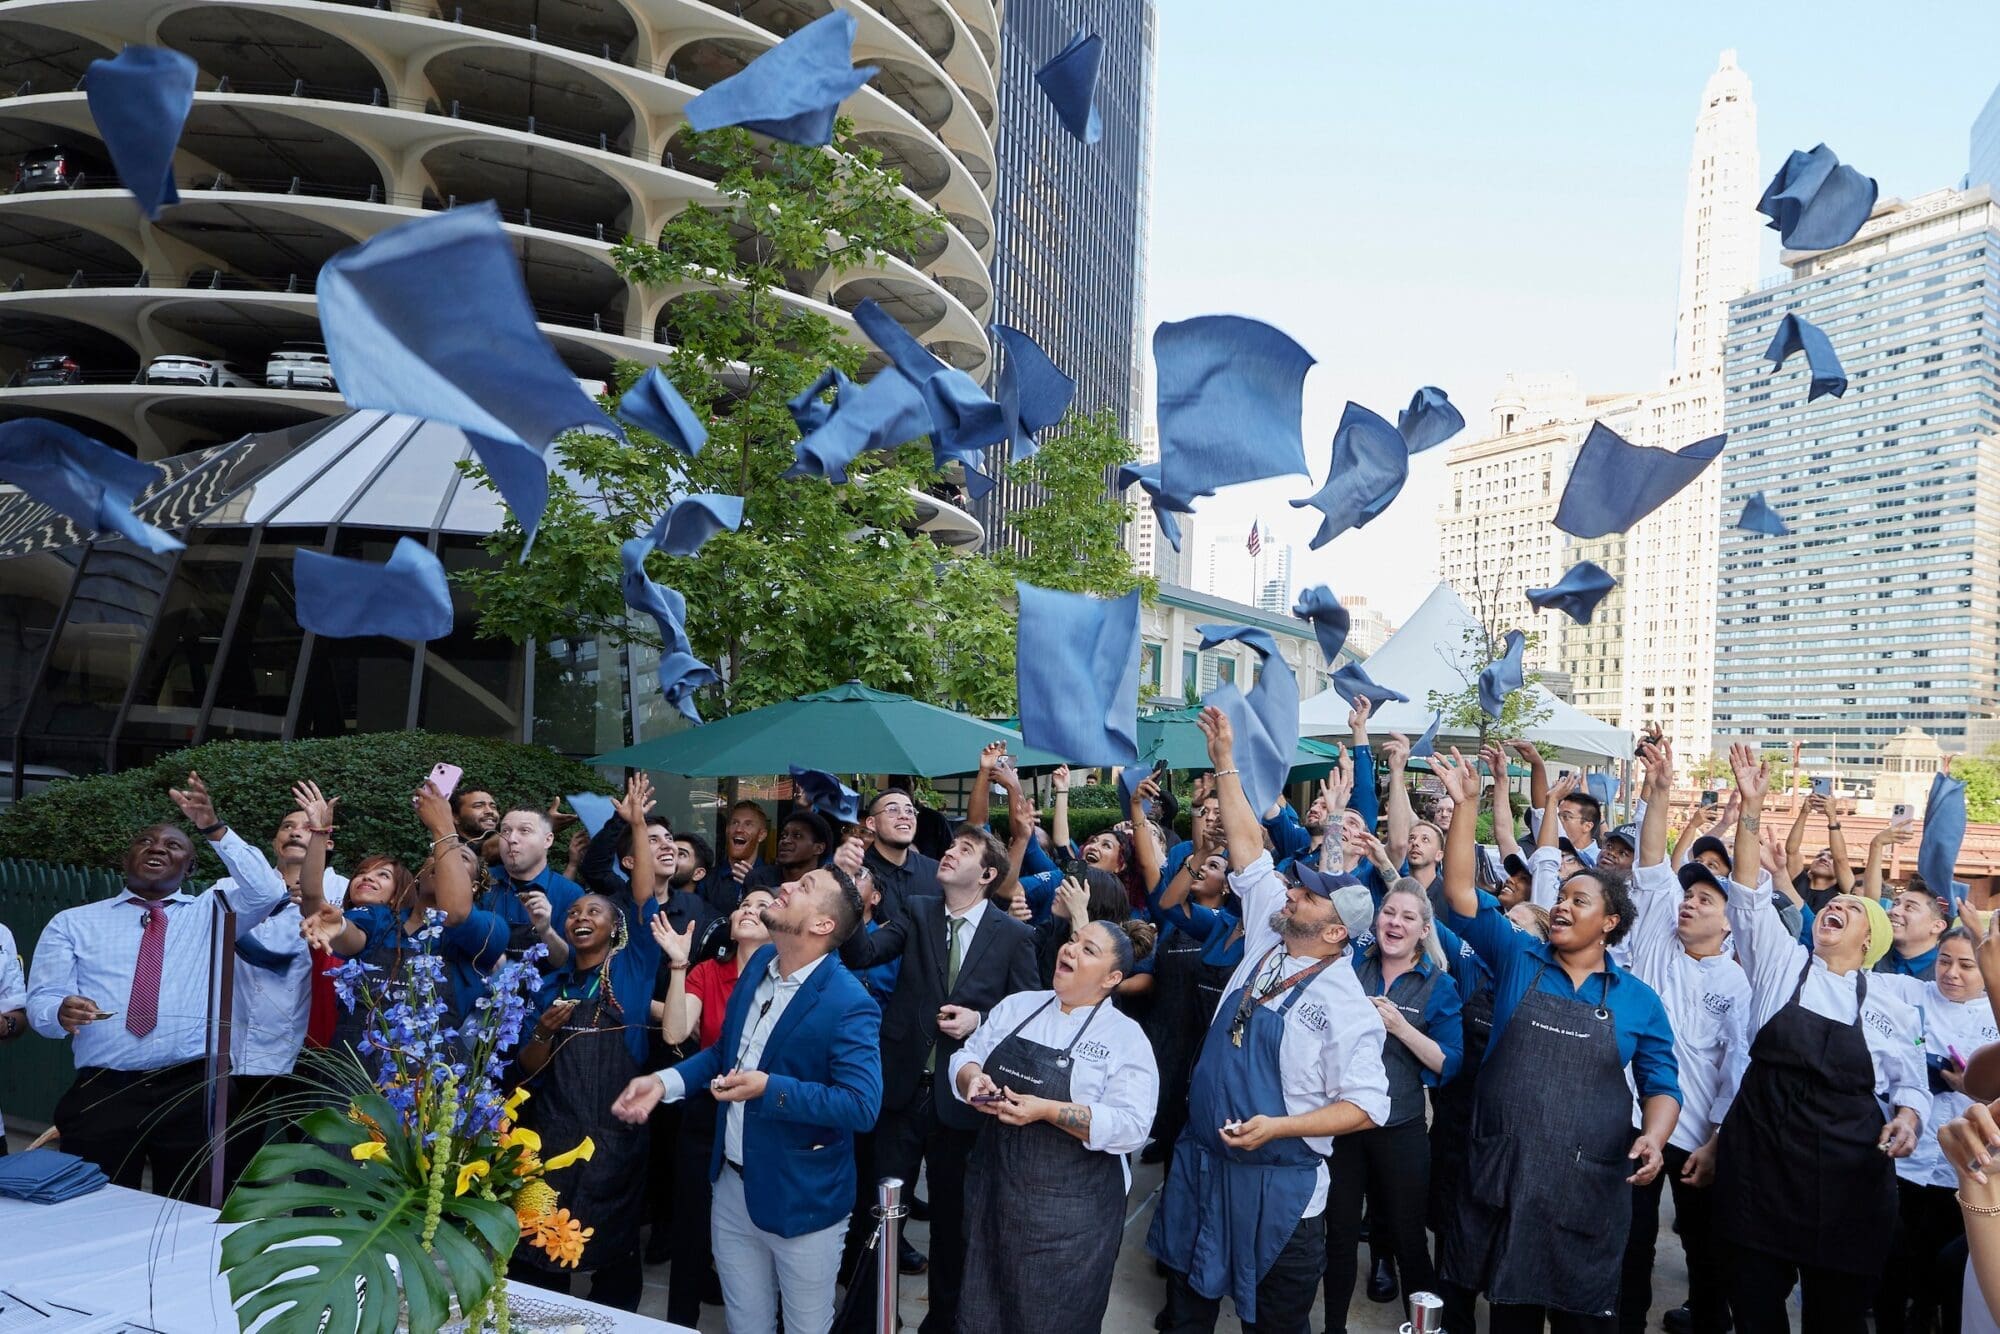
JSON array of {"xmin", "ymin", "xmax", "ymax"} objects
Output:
[
  {"xmin": 528, "ymin": 1209, "xmax": 594, "ymax": 1268},
  {"xmin": 513, "ymin": 1180, "xmax": 558, "ymax": 1232}
]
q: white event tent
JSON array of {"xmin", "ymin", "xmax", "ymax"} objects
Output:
[{"xmin": 1297, "ymin": 582, "xmax": 1634, "ymax": 767}]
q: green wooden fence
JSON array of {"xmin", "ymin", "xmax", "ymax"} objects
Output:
[{"xmin": 1, "ymin": 858, "xmax": 129, "ymax": 1128}]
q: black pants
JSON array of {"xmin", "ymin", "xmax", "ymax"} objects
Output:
[
  {"xmin": 1620, "ymin": 1142, "xmax": 1724, "ymax": 1334},
  {"xmin": 857, "ymin": 1082, "xmax": 977, "ymax": 1334},
  {"xmin": 1489, "ymin": 1304, "xmax": 1616, "ymax": 1334},
  {"xmin": 1323, "ymin": 1118, "xmax": 1433, "ymax": 1332},
  {"xmin": 1163, "ymin": 1211, "xmax": 1327, "ymax": 1334},
  {"xmin": 644, "ymin": 1098, "xmax": 682, "ymax": 1256},
  {"xmin": 1727, "ymin": 1244, "xmax": 1879, "ymax": 1334},
  {"xmin": 1876, "ymin": 1178, "xmax": 1966, "ymax": 1334},
  {"xmin": 55, "ymin": 1062, "xmax": 208, "ymax": 1202},
  {"xmin": 666, "ymin": 1108, "xmax": 717, "ymax": 1327},
  {"xmin": 510, "ymin": 1242, "xmax": 644, "ymax": 1311}
]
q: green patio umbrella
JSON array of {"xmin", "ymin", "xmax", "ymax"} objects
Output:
[
  {"xmin": 591, "ymin": 681, "xmax": 1068, "ymax": 777},
  {"xmin": 1136, "ymin": 707, "xmax": 1342, "ymax": 779}
]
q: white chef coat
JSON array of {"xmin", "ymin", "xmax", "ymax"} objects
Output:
[
  {"xmin": 1869, "ymin": 972, "xmax": 2000, "ymax": 1189},
  {"xmin": 1624, "ymin": 859, "xmax": 1752, "ymax": 1150},
  {"xmin": 949, "ymin": 988, "xmax": 1160, "ymax": 1190},
  {"xmin": 1224, "ymin": 853, "xmax": 1391, "ymax": 1218},
  {"xmin": 0, "ymin": 922, "xmax": 25, "ymax": 1136},
  {"xmin": 221, "ymin": 869, "xmax": 348, "ymax": 1078},
  {"xmin": 1725, "ymin": 876, "xmax": 1929, "ymax": 1122}
]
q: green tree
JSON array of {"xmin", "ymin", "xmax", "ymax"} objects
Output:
[
  {"xmin": 1426, "ymin": 555, "xmax": 1552, "ymax": 746},
  {"xmin": 1956, "ymin": 756, "xmax": 2000, "ymax": 824},
  {"xmin": 455, "ymin": 124, "xmax": 1145, "ymax": 720}
]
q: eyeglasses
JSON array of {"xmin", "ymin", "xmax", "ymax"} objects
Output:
[{"xmin": 873, "ymin": 801, "xmax": 916, "ymax": 816}]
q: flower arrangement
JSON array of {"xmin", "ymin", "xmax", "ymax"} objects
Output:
[{"xmin": 219, "ymin": 916, "xmax": 593, "ymax": 1333}]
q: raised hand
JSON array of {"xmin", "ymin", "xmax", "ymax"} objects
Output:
[
  {"xmin": 617, "ymin": 773, "xmax": 656, "ymax": 828},
  {"xmin": 653, "ymin": 916, "xmax": 696, "ymax": 967},
  {"xmin": 1432, "ymin": 748, "xmax": 1479, "ymax": 805},
  {"xmin": 1378, "ymin": 733, "xmax": 1410, "ymax": 773},
  {"xmin": 168, "ymin": 771, "xmax": 220, "ymax": 833},
  {"xmin": 611, "ymin": 1075, "xmax": 664, "ymax": 1124},
  {"xmin": 292, "ymin": 780, "xmax": 338, "ymax": 831},
  {"xmin": 1728, "ymin": 743, "xmax": 1768, "ymax": 807},
  {"xmin": 300, "ymin": 903, "xmax": 346, "ymax": 952},
  {"xmin": 1347, "ymin": 695, "xmax": 1372, "ymax": 738},
  {"xmin": 1054, "ymin": 875, "xmax": 1089, "ymax": 923},
  {"xmin": 546, "ymin": 796, "xmax": 579, "ymax": 833},
  {"xmin": 1197, "ymin": 706, "xmax": 1235, "ymax": 770},
  {"xmin": 833, "ymin": 835, "xmax": 866, "ymax": 878},
  {"xmin": 978, "ymin": 741, "xmax": 1007, "ymax": 776},
  {"xmin": 524, "ymin": 891, "xmax": 553, "ymax": 933},
  {"xmin": 413, "ymin": 780, "xmax": 453, "ymax": 838},
  {"xmin": 1050, "ymin": 764, "xmax": 1070, "ymax": 794}
]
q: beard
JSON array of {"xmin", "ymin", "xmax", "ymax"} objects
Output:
[{"xmin": 1268, "ymin": 907, "xmax": 1323, "ymax": 943}]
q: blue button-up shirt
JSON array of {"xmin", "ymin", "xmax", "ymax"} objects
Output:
[
  {"xmin": 478, "ymin": 864, "xmax": 583, "ymax": 954},
  {"xmin": 344, "ymin": 904, "xmax": 510, "ymax": 1021},
  {"xmin": 526, "ymin": 891, "xmax": 663, "ymax": 1068}
]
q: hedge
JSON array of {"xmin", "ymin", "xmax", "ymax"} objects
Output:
[
  {"xmin": 0, "ymin": 732, "xmax": 615, "ymax": 878},
  {"xmin": 990, "ymin": 806, "xmax": 1192, "ymax": 846}
]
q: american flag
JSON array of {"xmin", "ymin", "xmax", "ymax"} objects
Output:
[{"xmin": 1246, "ymin": 522, "xmax": 1262, "ymax": 556}]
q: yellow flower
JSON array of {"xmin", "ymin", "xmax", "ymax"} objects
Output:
[
  {"xmin": 349, "ymin": 1141, "xmax": 388, "ymax": 1163},
  {"xmin": 502, "ymin": 1088, "xmax": 531, "ymax": 1121},
  {"xmin": 541, "ymin": 1138, "xmax": 595, "ymax": 1173},
  {"xmin": 528, "ymin": 1209, "xmax": 594, "ymax": 1269},
  {"xmin": 454, "ymin": 1160, "xmax": 491, "ymax": 1197},
  {"xmin": 514, "ymin": 1180, "xmax": 558, "ymax": 1231},
  {"xmin": 500, "ymin": 1126, "xmax": 542, "ymax": 1154}
]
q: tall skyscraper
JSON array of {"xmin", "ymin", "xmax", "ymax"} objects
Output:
[
  {"xmin": 1617, "ymin": 51, "xmax": 1759, "ymax": 758},
  {"xmin": 1253, "ymin": 542, "xmax": 1294, "ymax": 615},
  {"xmin": 1715, "ymin": 186, "xmax": 2000, "ymax": 782},
  {"xmin": 1974, "ymin": 78, "xmax": 2000, "ymax": 190},
  {"xmin": 981, "ymin": 0, "xmax": 1156, "ymax": 553}
]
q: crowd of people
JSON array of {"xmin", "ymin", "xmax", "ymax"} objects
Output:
[{"xmin": 10, "ymin": 699, "xmax": 2000, "ymax": 1334}]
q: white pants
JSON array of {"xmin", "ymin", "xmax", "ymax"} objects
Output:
[{"xmin": 710, "ymin": 1164, "xmax": 846, "ymax": 1334}]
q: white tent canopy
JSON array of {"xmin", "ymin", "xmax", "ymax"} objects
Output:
[{"xmin": 1298, "ymin": 582, "xmax": 1634, "ymax": 765}]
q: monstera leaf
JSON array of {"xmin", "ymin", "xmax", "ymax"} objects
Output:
[{"xmin": 217, "ymin": 1099, "xmax": 518, "ymax": 1334}]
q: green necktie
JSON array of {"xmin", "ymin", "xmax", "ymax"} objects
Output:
[{"xmin": 927, "ymin": 915, "xmax": 964, "ymax": 1074}]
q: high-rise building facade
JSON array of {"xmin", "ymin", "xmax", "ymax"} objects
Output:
[
  {"xmin": 1715, "ymin": 186, "xmax": 2000, "ymax": 783},
  {"xmin": 980, "ymin": 0, "xmax": 1155, "ymax": 552},
  {"xmin": 1252, "ymin": 542, "xmax": 1293, "ymax": 616},
  {"xmin": 1974, "ymin": 77, "xmax": 2000, "ymax": 191}
]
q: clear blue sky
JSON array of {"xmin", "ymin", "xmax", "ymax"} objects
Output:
[{"xmin": 1144, "ymin": 1, "xmax": 2000, "ymax": 620}]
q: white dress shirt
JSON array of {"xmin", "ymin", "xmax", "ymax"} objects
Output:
[
  {"xmin": 658, "ymin": 951, "xmax": 831, "ymax": 1167},
  {"xmin": 220, "ymin": 868, "xmax": 348, "ymax": 1078},
  {"xmin": 1226, "ymin": 853, "xmax": 1392, "ymax": 1217},
  {"xmin": 949, "ymin": 989, "xmax": 1160, "ymax": 1189},
  {"xmin": 1870, "ymin": 972, "xmax": 2000, "ymax": 1189},
  {"xmin": 1625, "ymin": 859, "xmax": 1753, "ymax": 1150},
  {"xmin": 943, "ymin": 896, "xmax": 990, "ymax": 971},
  {"xmin": 26, "ymin": 831, "xmax": 292, "ymax": 1071},
  {"xmin": 0, "ymin": 922, "xmax": 25, "ymax": 1135},
  {"xmin": 1724, "ymin": 875, "xmax": 1929, "ymax": 1122}
]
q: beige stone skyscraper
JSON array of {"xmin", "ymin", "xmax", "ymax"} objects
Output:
[{"xmin": 1619, "ymin": 52, "xmax": 1759, "ymax": 759}]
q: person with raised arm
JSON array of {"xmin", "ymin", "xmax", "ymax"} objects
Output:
[
  {"xmin": 1147, "ymin": 707, "xmax": 1389, "ymax": 1334},
  {"xmin": 1614, "ymin": 739, "xmax": 1752, "ymax": 1334},
  {"xmin": 1863, "ymin": 815, "xmax": 1918, "ymax": 899},
  {"xmin": 1785, "ymin": 790, "xmax": 1855, "ymax": 912},
  {"xmin": 1431, "ymin": 747, "xmax": 1680, "ymax": 1333},
  {"xmin": 1710, "ymin": 743, "xmax": 1928, "ymax": 1334}
]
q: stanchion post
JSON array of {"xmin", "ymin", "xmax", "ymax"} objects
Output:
[
  {"xmin": 205, "ymin": 900, "xmax": 237, "ymax": 1209},
  {"xmin": 873, "ymin": 1176, "xmax": 906, "ymax": 1334},
  {"xmin": 1406, "ymin": 1289, "xmax": 1444, "ymax": 1334}
]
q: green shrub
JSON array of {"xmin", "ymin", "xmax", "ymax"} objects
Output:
[
  {"xmin": 0, "ymin": 732, "xmax": 614, "ymax": 878},
  {"xmin": 988, "ymin": 807, "xmax": 1192, "ymax": 847}
]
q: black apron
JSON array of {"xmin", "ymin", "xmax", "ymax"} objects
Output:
[
  {"xmin": 1714, "ymin": 954, "xmax": 1898, "ymax": 1273},
  {"xmin": 515, "ymin": 975, "xmax": 650, "ymax": 1273},
  {"xmin": 1441, "ymin": 960, "xmax": 1632, "ymax": 1318},
  {"xmin": 1145, "ymin": 923, "xmax": 1207, "ymax": 1132},
  {"xmin": 959, "ymin": 999, "xmax": 1126, "ymax": 1334},
  {"xmin": 1428, "ymin": 974, "xmax": 1495, "ymax": 1233}
]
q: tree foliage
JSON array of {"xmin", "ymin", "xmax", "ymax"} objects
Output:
[
  {"xmin": 455, "ymin": 123, "xmax": 1146, "ymax": 721},
  {"xmin": 1957, "ymin": 756, "xmax": 2000, "ymax": 824}
]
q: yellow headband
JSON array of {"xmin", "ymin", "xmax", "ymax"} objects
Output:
[{"xmin": 1856, "ymin": 896, "xmax": 1893, "ymax": 969}]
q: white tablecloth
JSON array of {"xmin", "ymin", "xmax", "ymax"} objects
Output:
[{"xmin": 0, "ymin": 1185, "xmax": 689, "ymax": 1333}]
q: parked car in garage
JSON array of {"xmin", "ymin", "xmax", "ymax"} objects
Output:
[
  {"xmin": 145, "ymin": 354, "xmax": 257, "ymax": 388},
  {"xmin": 264, "ymin": 342, "xmax": 336, "ymax": 390},
  {"xmin": 20, "ymin": 353, "xmax": 83, "ymax": 385},
  {"xmin": 13, "ymin": 146, "xmax": 91, "ymax": 192}
]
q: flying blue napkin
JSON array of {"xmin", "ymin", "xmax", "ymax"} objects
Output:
[
  {"xmin": 1921, "ymin": 769, "xmax": 1967, "ymax": 904},
  {"xmin": 0, "ymin": 418, "xmax": 182, "ymax": 553},
  {"xmin": 1553, "ymin": 421, "xmax": 1725, "ymax": 538},
  {"xmin": 1153, "ymin": 315, "xmax": 1314, "ymax": 503},
  {"xmin": 1015, "ymin": 582, "xmax": 1141, "ymax": 767},
  {"xmin": 1586, "ymin": 772, "xmax": 1618, "ymax": 808},
  {"xmin": 84, "ymin": 46, "xmax": 196, "ymax": 219},
  {"xmin": 619, "ymin": 367, "xmax": 708, "ymax": 455},
  {"xmin": 788, "ymin": 366, "xmax": 857, "ymax": 434},
  {"xmin": 566, "ymin": 793, "xmax": 617, "ymax": 838},
  {"xmin": 318, "ymin": 203, "xmax": 617, "ymax": 464},
  {"xmin": 0, "ymin": 1148, "xmax": 108, "ymax": 1203},
  {"xmin": 1758, "ymin": 144, "xmax": 1878, "ymax": 252},
  {"xmin": 1034, "ymin": 30, "xmax": 1104, "ymax": 144},
  {"xmin": 1331, "ymin": 661, "xmax": 1407, "ymax": 707},
  {"xmin": 1763, "ymin": 312, "xmax": 1846, "ymax": 401},
  {"xmin": 620, "ymin": 535, "xmax": 717, "ymax": 724},
  {"xmin": 1525, "ymin": 561, "xmax": 1617, "ymax": 625},
  {"xmin": 1736, "ymin": 491, "xmax": 1790, "ymax": 537},
  {"xmin": 1398, "ymin": 386, "xmax": 1465, "ymax": 455},
  {"xmin": 1117, "ymin": 459, "xmax": 1193, "ymax": 552},
  {"xmin": 1292, "ymin": 400, "xmax": 1407, "ymax": 550},
  {"xmin": 683, "ymin": 10, "xmax": 876, "ymax": 147},
  {"xmin": 1409, "ymin": 711, "xmax": 1442, "ymax": 760},
  {"xmin": 466, "ymin": 432, "xmax": 553, "ymax": 557},
  {"xmin": 990, "ymin": 324, "xmax": 1075, "ymax": 463},
  {"xmin": 1197, "ymin": 624, "xmax": 1298, "ymax": 819},
  {"xmin": 635, "ymin": 494, "xmax": 744, "ymax": 557},
  {"xmin": 786, "ymin": 365, "xmax": 931, "ymax": 483},
  {"xmin": 1291, "ymin": 586, "xmax": 1350, "ymax": 665},
  {"xmin": 854, "ymin": 299, "xmax": 1008, "ymax": 465},
  {"xmin": 791, "ymin": 765, "xmax": 861, "ymax": 825},
  {"xmin": 294, "ymin": 537, "xmax": 454, "ymax": 641},
  {"xmin": 1477, "ymin": 630, "xmax": 1526, "ymax": 720}
]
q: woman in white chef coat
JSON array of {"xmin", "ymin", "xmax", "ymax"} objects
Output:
[
  {"xmin": 1870, "ymin": 920, "xmax": 1996, "ymax": 1334},
  {"xmin": 1713, "ymin": 745, "xmax": 1930, "ymax": 1334},
  {"xmin": 951, "ymin": 917, "xmax": 1161, "ymax": 1334}
]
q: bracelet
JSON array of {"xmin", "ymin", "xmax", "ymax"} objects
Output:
[
  {"xmin": 196, "ymin": 820, "xmax": 225, "ymax": 837},
  {"xmin": 1827, "ymin": 823, "xmax": 1842, "ymax": 831},
  {"xmin": 308, "ymin": 825, "xmax": 333, "ymax": 835},
  {"xmin": 1214, "ymin": 768, "xmax": 1240, "ymax": 778},
  {"xmin": 430, "ymin": 834, "xmax": 459, "ymax": 849},
  {"xmin": 1958, "ymin": 1191, "xmax": 2000, "ymax": 1216}
]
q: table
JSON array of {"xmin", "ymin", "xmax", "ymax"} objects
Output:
[{"xmin": 0, "ymin": 1185, "xmax": 690, "ymax": 1333}]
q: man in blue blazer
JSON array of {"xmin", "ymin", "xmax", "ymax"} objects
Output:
[{"xmin": 614, "ymin": 864, "xmax": 882, "ymax": 1334}]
